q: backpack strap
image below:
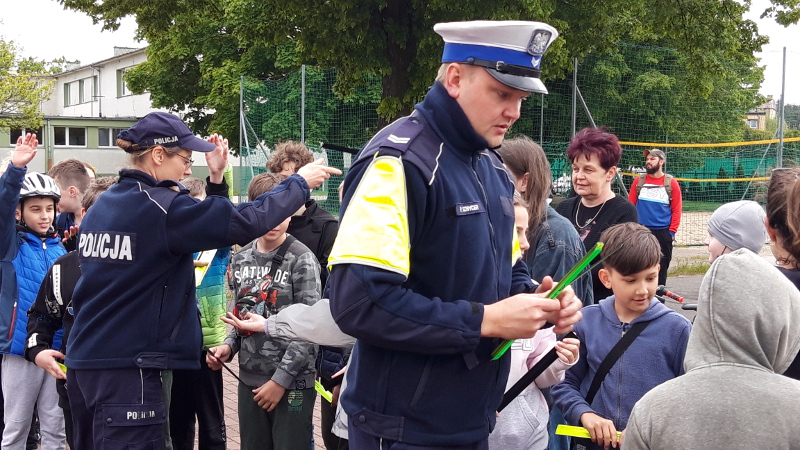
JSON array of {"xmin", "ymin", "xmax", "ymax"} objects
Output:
[
  {"xmin": 263, "ymin": 235, "xmax": 296, "ymax": 291},
  {"xmin": 585, "ymin": 320, "xmax": 652, "ymax": 405},
  {"xmin": 635, "ymin": 174, "xmax": 646, "ymax": 199},
  {"xmin": 663, "ymin": 174, "xmax": 674, "ymax": 203},
  {"xmin": 269, "ymin": 235, "xmax": 296, "ymax": 276}
]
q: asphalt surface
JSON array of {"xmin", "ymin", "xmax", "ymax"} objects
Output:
[{"xmin": 660, "ymin": 274, "xmax": 703, "ymax": 322}]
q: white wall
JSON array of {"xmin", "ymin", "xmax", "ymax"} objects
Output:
[{"xmin": 40, "ymin": 49, "xmax": 163, "ymax": 119}]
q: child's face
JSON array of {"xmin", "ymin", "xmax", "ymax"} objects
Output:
[
  {"xmin": 514, "ymin": 205, "xmax": 530, "ymax": 253},
  {"xmin": 704, "ymin": 234, "xmax": 728, "ymax": 263},
  {"xmin": 600, "ymin": 265, "xmax": 659, "ymax": 320},
  {"xmin": 16, "ymin": 197, "xmax": 56, "ymax": 234},
  {"xmin": 261, "ymin": 217, "xmax": 291, "ymax": 245},
  {"xmin": 54, "ymin": 181, "xmax": 81, "ymax": 214},
  {"xmin": 279, "ymin": 161, "xmax": 297, "ymax": 178}
]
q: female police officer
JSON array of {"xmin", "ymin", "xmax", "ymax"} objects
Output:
[{"xmin": 64, "ymin": 112, "xmax": 339, "ymax": 449}]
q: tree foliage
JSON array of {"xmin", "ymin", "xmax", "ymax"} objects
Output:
[
  {"xmin": 59, "ymin": 0, "xmax": 798, "ymax": 149},
  {"xmin": 785, "ymin": 104, "xmax": 800, "ymax": 130},
  {"xmin": 0, "ymin": 39, "xmax": 61, "ymax": 131}
]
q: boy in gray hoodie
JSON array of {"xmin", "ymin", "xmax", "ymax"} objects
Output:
[{"xmin": 622, "ymin": 249, "xmax": 800, "ymax": 449}]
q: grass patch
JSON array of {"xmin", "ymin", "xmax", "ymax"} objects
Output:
[
  {"xmin": 668, "ymin": 255, "xmax": 710, "ymax": 276},
  {"xmin": 682, "ymin": 201, "xmax": 721, "ymax": 212}
]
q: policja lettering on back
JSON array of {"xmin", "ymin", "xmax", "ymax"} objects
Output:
[{"xmin": 78, "ymin": 231, "xmax": 134, "ymax": 261}]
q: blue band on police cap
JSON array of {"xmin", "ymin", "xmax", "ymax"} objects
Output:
[{"xmin": 442, "ymin": 43, "xmax": 540, "ymax": 69}]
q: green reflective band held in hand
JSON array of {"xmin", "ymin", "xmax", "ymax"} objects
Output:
[
  {"xmin": 491, "ymin": 242, "xmax": 604, "ymax": 360},
  {"xmin": 315, "ymin": 380, "xmax": 333, "ymax": 403},
  {"xmin": 555, "ymin": 424, "xmax": 621, "ymax": 439}
]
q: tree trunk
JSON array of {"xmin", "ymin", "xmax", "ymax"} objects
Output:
[{"xmin": 378, "ymin": 0, "xmax": 417, "ymax": 125}]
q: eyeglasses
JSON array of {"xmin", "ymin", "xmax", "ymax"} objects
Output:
[{"xmin": 175, "ymin": 153, "xmax": 194, "ymax": 169}]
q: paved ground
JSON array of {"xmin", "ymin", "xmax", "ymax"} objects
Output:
[{"xmin": 658, "ymin": 244, "xmax": 775, "ymax": 321}]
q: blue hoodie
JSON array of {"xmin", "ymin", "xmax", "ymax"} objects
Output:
[{"xmin": 551, "ymin": 296, "xmax": 690, "ymax": 432}]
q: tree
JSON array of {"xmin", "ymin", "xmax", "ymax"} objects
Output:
[
  {"xmin": 0, "ymin": 39, "xmax": 60, "ymax": 131},
  {"xmin": 785, "ymin": 104, "xmax": 800, "ymax": 130},
  {"xmin": 59, "ymin": 0, "xmax": 798, "ymax": 147}
]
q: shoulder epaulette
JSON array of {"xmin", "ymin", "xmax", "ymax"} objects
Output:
[{"xmin": 356, "ymin": 115, "xmax": 440, "ymax": 183}]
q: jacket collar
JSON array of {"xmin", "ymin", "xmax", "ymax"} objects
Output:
[
  {"xmin": 415, "ymin": 82, "xmax": 489, "ymax": 157},
  {"xmin": 119, "ymin": 169, "xmax": 158, "ymax": 187}
]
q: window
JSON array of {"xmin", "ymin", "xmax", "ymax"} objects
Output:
[
  {"xmin": 54, "ymin": 127, "xmax": 87, "ymax": 146},
  {"xmin": 747, "ymin": 119, "xmax": 758, "ymax": 129},
  {"xmin": 8, "ymin": 128, "xmax": 41, "ymax": 146},
  {"xmin": 98, "ymin": 127, "xmax": 126, "ymax": 147},
  {"xmin": 64, "ymin": 77, "xmax": 95, "ymax": 106},
  {"xmin": 117, "ymin": 68, "xmax": 133, "ymax": 97}
]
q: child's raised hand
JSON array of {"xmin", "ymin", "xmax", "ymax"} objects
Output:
[
  {"xmin": 12, "ymin": 133, "xmax": 38, "ymax": 168},
  {"xmin": 62, "ymin": 225, "xmax": 79, "ymax": 245},
  {"xmin": 555, "ymin": 337, "xmax": 580, "ymax": 365},
  {"xmin": 580, "ymin": 412, "xmax": 620, "ymax": 449}
]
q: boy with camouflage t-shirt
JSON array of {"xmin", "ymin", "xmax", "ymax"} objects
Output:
[{"xmin": 208, "ymin": 179, "xmax": 321, "ymax": 449}]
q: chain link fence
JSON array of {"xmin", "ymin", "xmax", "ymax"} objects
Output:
[{"xmin": 239, "ymin": 45, "xmax": 800, "ymax": 245}]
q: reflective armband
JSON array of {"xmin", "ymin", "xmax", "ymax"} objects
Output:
[{"xmin": 328, "ymin": 155, "xmax": 410, "ymax": 278}]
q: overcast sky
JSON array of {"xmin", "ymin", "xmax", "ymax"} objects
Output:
[{"xmin": 1, "ymin": 0, "xmax": 798, "ymax": 104}]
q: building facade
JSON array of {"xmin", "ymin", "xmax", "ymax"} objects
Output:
[{"xmin": 1, "ymin": 47, "xmax": 162, "ymax": 175}]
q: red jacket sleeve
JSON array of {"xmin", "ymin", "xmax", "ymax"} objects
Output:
[
  {"xmin": 669, "ymin": 177, "xmax": 682, "ymax": 234},
  {"xmin": 628, "ymin": 177, "xmax": 639, "ymax": 204}
]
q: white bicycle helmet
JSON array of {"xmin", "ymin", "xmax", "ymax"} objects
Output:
[{"xmin": 20, "ymin": 172, "xmax": 61, "ymax": 202}]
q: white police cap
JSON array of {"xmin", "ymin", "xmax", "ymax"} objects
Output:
[{"xmin": 434, "ymin": 21, "xmax": 558, "ymax": 94}]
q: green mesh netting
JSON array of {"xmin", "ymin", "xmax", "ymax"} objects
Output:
[{"xmin": 240, "ymin": 46, "xmax": 799, "ymax": 244}]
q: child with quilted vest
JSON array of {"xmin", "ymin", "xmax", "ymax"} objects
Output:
[{"xmin": 0, "ymin": 134, "xmax": 67, "ymax": 449}]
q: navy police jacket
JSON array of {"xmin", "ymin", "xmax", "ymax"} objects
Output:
[
  {"xmin": 328, "ymin": 81, "xmax": 535, "ymax": 445},
  {"xmin": 66, "ymin": 169, "xmax": 309, "ymax": 370}
]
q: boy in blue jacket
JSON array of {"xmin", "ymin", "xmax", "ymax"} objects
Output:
[
  {"xmin": 551, "ymin": 222, "xmax": 691, "ymax": 450},
  {"xmin": 0, "ymin": 133, "xmax": 67, "ymax": 450}
]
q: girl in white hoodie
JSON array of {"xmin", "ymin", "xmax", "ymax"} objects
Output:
[{"xmin": 488, "ymin": 197, "xmax": 580, "ymax": 450}]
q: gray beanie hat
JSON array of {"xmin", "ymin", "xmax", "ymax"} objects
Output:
[{"xmin": 707, "ymin": 200, "xmax": 767, "ymax": 254}]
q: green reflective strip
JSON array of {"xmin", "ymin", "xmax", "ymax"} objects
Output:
[
  {"xmin": 491, "ymin": 242, "xmax": 605, "ymax": 360},
  {"xmin": 315, "ymin": 380, "xmax": 332, "ymax": 403}
]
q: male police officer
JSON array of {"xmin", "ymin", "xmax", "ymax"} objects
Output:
[
  {"xmin": 628, "ymin": 148, "xmax": 682, "ymax": 285},
  {"xmin": 328, "ymin": 21, "xmax": 583, "ymax": 449}
]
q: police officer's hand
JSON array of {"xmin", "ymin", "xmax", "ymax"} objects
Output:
[
  {"xmin": 34, "ymin": 349, "xmax": 67, "ymax": 380},
  {"xmin": 536, "ymin": 276, "xmax": 583, "ymax": 335},
  {"xmin": 206, "ymin": 344, "xmax": 232, "ymax": 370},
  {"xmin": 205, "ymin": 134, "xmax": 229, "ymax": 183},
  {"xmin": 12, "ymin": 133, "xmax": 38, "ymax": 168},
  {"xmin": 480, "ymin": 293, "xmax": 561, "ymax": 339},
  {"xmin": 253, "ymin": 380, "xmax": 286, "ymax": 412},
  {"xmin": 297, "ymin": 158, "xmax": 342, "ymax": 189}
]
